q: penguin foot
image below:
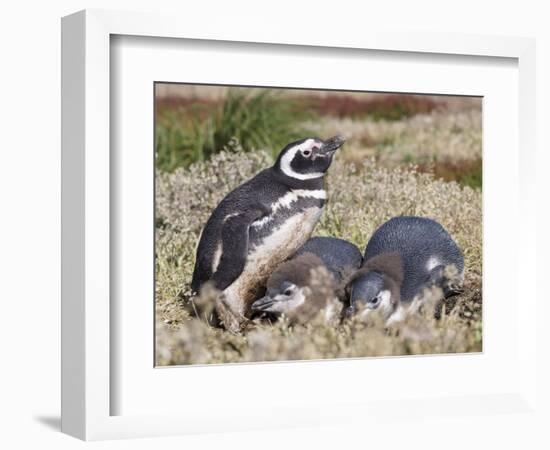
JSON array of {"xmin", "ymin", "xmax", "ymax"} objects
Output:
[{"xmin": 216, "ymin": 299, "xmax": 247, "ymax": 334}]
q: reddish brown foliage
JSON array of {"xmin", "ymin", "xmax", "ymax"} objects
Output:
[
  {"xmin": 155, "ymin": 96, "xmax": 220, "ymax": 120},
  {"xmin": 416, "ymin": 158, "xmax": 482, "ymax": 188},
  {"xmin": 304, "ymin": 94, "xmax": 440, "ymax": 120}
]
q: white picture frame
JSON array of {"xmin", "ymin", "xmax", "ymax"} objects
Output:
[{"xmin": 61, "ymin": 9, "xmax": 537, "ymax": 441}]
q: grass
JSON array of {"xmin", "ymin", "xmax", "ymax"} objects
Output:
[
  {"xmin": 155, "ymin": 89, "xmax": 310, "ymax": 172},
  {"xmin": 309, "ymin": 109, "xmax": 483, "ymax": 188},
  {"xmin": 155, "ymin": 148, "xmax": 482, "ymax": 365},
  {"xmin": 155, "ymin": 91, "xmax": 482, "ymax": 188}
]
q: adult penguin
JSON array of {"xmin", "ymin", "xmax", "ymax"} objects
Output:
[{"xmin": 191, "ymin": 136, "xmax": 345, "ymax": 332}]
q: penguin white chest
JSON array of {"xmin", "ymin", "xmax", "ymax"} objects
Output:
[{"xmin": 248, "ymin": 206, "xmax": 324, "ymax": 267}]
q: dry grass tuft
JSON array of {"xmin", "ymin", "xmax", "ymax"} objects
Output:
[
  {"xmin": 155, "ymin": 147, "xmax": 482, "ymax": 365},
  {"xmin": 308, "ymin": 110, "xmax": 482, "ymax": 188},
  {"xmin": 309, "ymin": 110, "xmax": 482, "ymax": 163}
]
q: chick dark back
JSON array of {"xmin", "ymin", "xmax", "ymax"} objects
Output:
[{"xmin": 296, "ymin": 236, "xmax": 363, "ymax": 283}]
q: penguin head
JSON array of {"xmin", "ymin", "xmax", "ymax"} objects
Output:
[
  {"xmin": 251, "ymin": 281, "xmax": 308, "ymax": 315},
  {"xmin": 346, "ymin": 253, "xmax": 403, "ymax": 323},
  {"xmin": 251, "ymin": 253, "xmax": 341, "ymax": 324},
  {"xmin": 347, "ymin": 271, "xmax": 399, "ymax": 322},
  {"xmin": 275, "ymin": 135, "xmax": 345, "ymax": 181}
]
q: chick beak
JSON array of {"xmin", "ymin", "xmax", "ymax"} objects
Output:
[
  {"xmin": 320, "ymin": 135, "xmax": 346, "ymax": 155},
  {"xmin": 251, "ymin": 296, "xmax": 276, "ymax": 312}
]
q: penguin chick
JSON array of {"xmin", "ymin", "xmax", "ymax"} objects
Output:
[
  {"xmin": 191, "ymin": 136, "xmax": 346, "ymax": 332},
  {"xmin": 295, "ymin": 236, "xmax": 363, "ymax": 286},
  {"xmin": 346, "ymin": 252, "xmax": 404, "ymax": 323},
  {"xmin": 347, "ymin": 216, "xmax": 464, "ymax": 324},
  {"xmin": 252, "ymin": 253, "xmax": 346, "ymax": 325},
  {"xmin": 253, "ymin": 236, "xmax": 363, "ymax": 324}
]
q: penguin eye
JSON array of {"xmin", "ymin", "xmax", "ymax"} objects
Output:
[
  {"xmin": 284, "ymin": 288, "xmax": 293, "ymax": 296},
  {"xmin": 369, "ymin": 296, "xmax": 381, "ymax": 307},
  {"xmin": 302, "ymin": 149, "xmax": 312, "ymax": 157}
]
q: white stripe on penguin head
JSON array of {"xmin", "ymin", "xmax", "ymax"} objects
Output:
[{"xmin": 279, "ymin": 138, "xmax": 325, "ymax": 180}]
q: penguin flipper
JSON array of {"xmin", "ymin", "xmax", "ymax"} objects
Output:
[
  {"xmin": 211, "ymin": 206, "xmax": 266, "ymax": 291},
  {"xmin": 427, "ymin": 265, "xmax": 464, "ymax": 298}
]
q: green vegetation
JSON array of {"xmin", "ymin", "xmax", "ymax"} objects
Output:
[
  {"xmin": 156, "ymin": 91, "xmax": 482, "ymax": 189},
  {"xmin": 155, "ymin": 90, "xmax": 310, "ymax": 172}
]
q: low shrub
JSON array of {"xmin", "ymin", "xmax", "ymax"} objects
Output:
[{"xmin": 155, "ymin": 149, "xmax": 482, "ymax": 365}]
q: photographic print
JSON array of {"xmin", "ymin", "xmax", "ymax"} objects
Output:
[{"xmin": 154, "ymin": 84, "xmax": 482, "ymax": 366}]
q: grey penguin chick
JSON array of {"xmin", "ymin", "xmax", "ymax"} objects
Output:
[
  {"xmin": 347, "ymin": 216, "xmax": 464, "ymax": 323},
  {"xmin": 251, "ymin": 236, "xmax": 362, "ymax": 325},
  {"xmin": 295, "ymin": 236, "xmax": 363, "ymax": 285},
  {"xmin": 191, "ymin": 136, "xmax": 346, "ymax": 332}
]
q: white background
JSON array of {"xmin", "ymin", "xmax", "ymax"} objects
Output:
[{"xmin": 1, "ymin": 1, "xmax": 548, "ymax": 449}]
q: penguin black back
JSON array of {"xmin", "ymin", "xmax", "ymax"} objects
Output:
[
  {"xmin": 364, "ymin": 216, "xmax": 464, "ymax": 302},
  {"xmin": 191, "ymin": 168, "xmax": 289, "ymax": 291}
]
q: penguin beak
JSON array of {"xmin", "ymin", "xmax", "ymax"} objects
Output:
[
  {"xmin": 251, "ymin": 295, "xmax": 277, "ymax": 312},
  {"xmin": 320, "ymin": 135, "xmax": 345, "ymax": 155}
]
